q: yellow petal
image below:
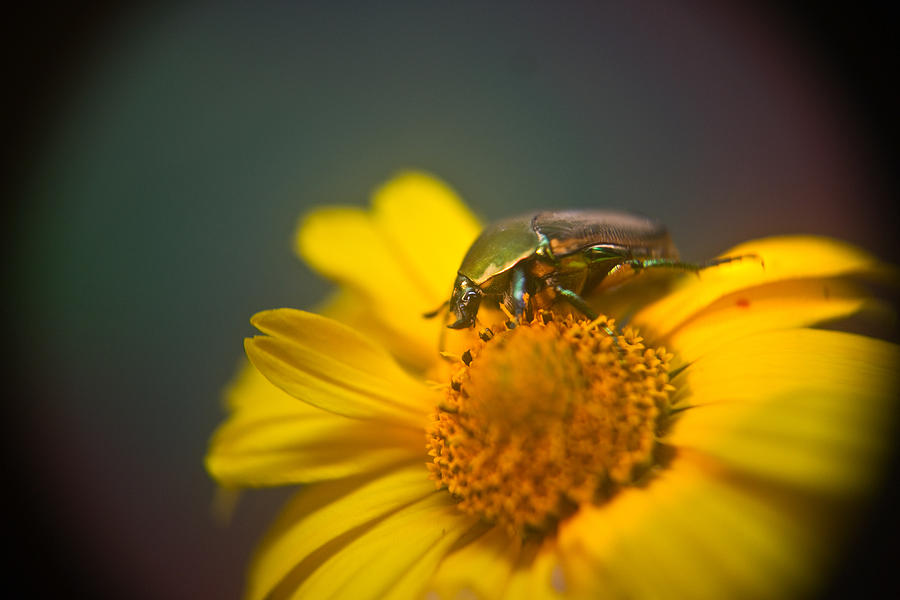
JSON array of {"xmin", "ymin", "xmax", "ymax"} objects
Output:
[
  {"xmin": 298, "ymin": 207, "xmax": 436, "ymax": 358},
  {"xmin": 634, "ymin": 465, "xmax": 818, "ymax": 599},
  {"xmin": 380, "ymin": 522, "xmax": 482, "ymax": 600},
  {"xmin": 559, "ymin": 480, "xmax": 681, "ymax": 599},
  {"xmin": 318, "ymin": 289, "xmax": 438, "ymax": 372},
  {"xmin": 666, "ymin": 277, "xmax": 887, "ymax": 363},
  {"xmin": 370, "ymin": 172, "xmax": 482, "ymax": 301},
  {"xmin": 296, "ymin": 172, "xmax": 481, "ymax": 368},
  {"xmin": 206, "ymin": 365, "xmax": 424, "ymax": 486},
  {"xmin": 247, "ymin": 465, "xmax": 437, "ymax": 600},
  {"xmin": 666, "ymin": 329, "xmax": 900, "ymax": 491},
  {"xmin": 292, "ymin": 493, "xmax": 476, "ymax": 600},
  {"xmin": 560, "ymin": 459, "xmax": 820, "ymax": 599},
  {"xmin": 500, "ymin": 540, "xmax": 564, "ymax": 600},
  {"xmin": 245, "ymin": 309, "xmax": 434, "ymax": 425},
  {"xmin": 427, "ymin": 526, "xmax": 521, "ymax": 599},
  {"xmin": 632, "ymin": 235, "xmax": 884, "ymax": 338},
  {"xmin": 222, "ymin": 358, "xmax": 305, "ymax": 412}
]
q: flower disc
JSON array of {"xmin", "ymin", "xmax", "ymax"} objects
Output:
[{"xmin": 427, "ymin": 315, "xmax": 675, "ymax": 536}]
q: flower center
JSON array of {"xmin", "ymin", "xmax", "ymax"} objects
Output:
[{"xmin": 426, "ymin": 314, "xmax": 675, "ymax": 537}]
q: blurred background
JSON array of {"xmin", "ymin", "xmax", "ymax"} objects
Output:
[{"xmin": 3, "ymin": 1, "xmax": 897, "ymax": 598}]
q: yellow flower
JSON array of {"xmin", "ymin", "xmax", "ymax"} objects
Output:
[{"xmin": 206, "ymin": 172, "xmax": 899, "ymax": 599}]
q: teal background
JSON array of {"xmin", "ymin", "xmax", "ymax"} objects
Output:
[{"xmin": 6, "ymin": 2, "xmax": 896, "ymax": 598}]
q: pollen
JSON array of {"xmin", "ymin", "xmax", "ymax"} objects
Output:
[{"xmin": 426, "ymin": 314, "xmax": 675, "ymax": 537}]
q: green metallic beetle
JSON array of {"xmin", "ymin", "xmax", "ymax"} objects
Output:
[{"xmin": 439, "ymin": 209, "xmax": 747, "ymax": 329}]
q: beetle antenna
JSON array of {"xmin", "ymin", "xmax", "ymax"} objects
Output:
[
  {"xmin": 434, "ymin": 303, "xmax": 456, "ymax": 360},
  {"xmin": 423, "ymin": 301, "xmax": 449, "ymax": 319}
]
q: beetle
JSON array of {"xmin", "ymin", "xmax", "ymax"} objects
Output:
[{"xmin": 434, "ymin": 209, "xmax": 750, "ymax": 329}]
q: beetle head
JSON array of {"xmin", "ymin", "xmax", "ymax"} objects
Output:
[{"xmin": 448, "ymin": 274, "xmax": 483, "ymax": 329}]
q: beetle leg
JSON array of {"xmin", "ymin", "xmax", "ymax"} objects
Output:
[
  {"xmin": 552, "ymin": 285, "xmax": 598, "ymax": 320},
  {"xmin": 623, "ymin": 253, "xmax": 762, "ymax": 274},
  {"xmin": 602, "ymin": 262, "xmax": 638, "ymax": 289},
  {"xmin": 509, "ymin": 265, "xmax": 530, "ymax": 323},
  {"xmin": 585, "ymin": 245, "xmax": 629, "ymax": 263},
  {"xmin": 530, "ymin": 213, "xmax": 559, "ymax": 264},
  {"xmin": 534, "ymin": 232, "xmax": 558, "ymax": 264},
  {"xmin": 553, "ymin": 285, "xmax": 623, "ymax": 353}
]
